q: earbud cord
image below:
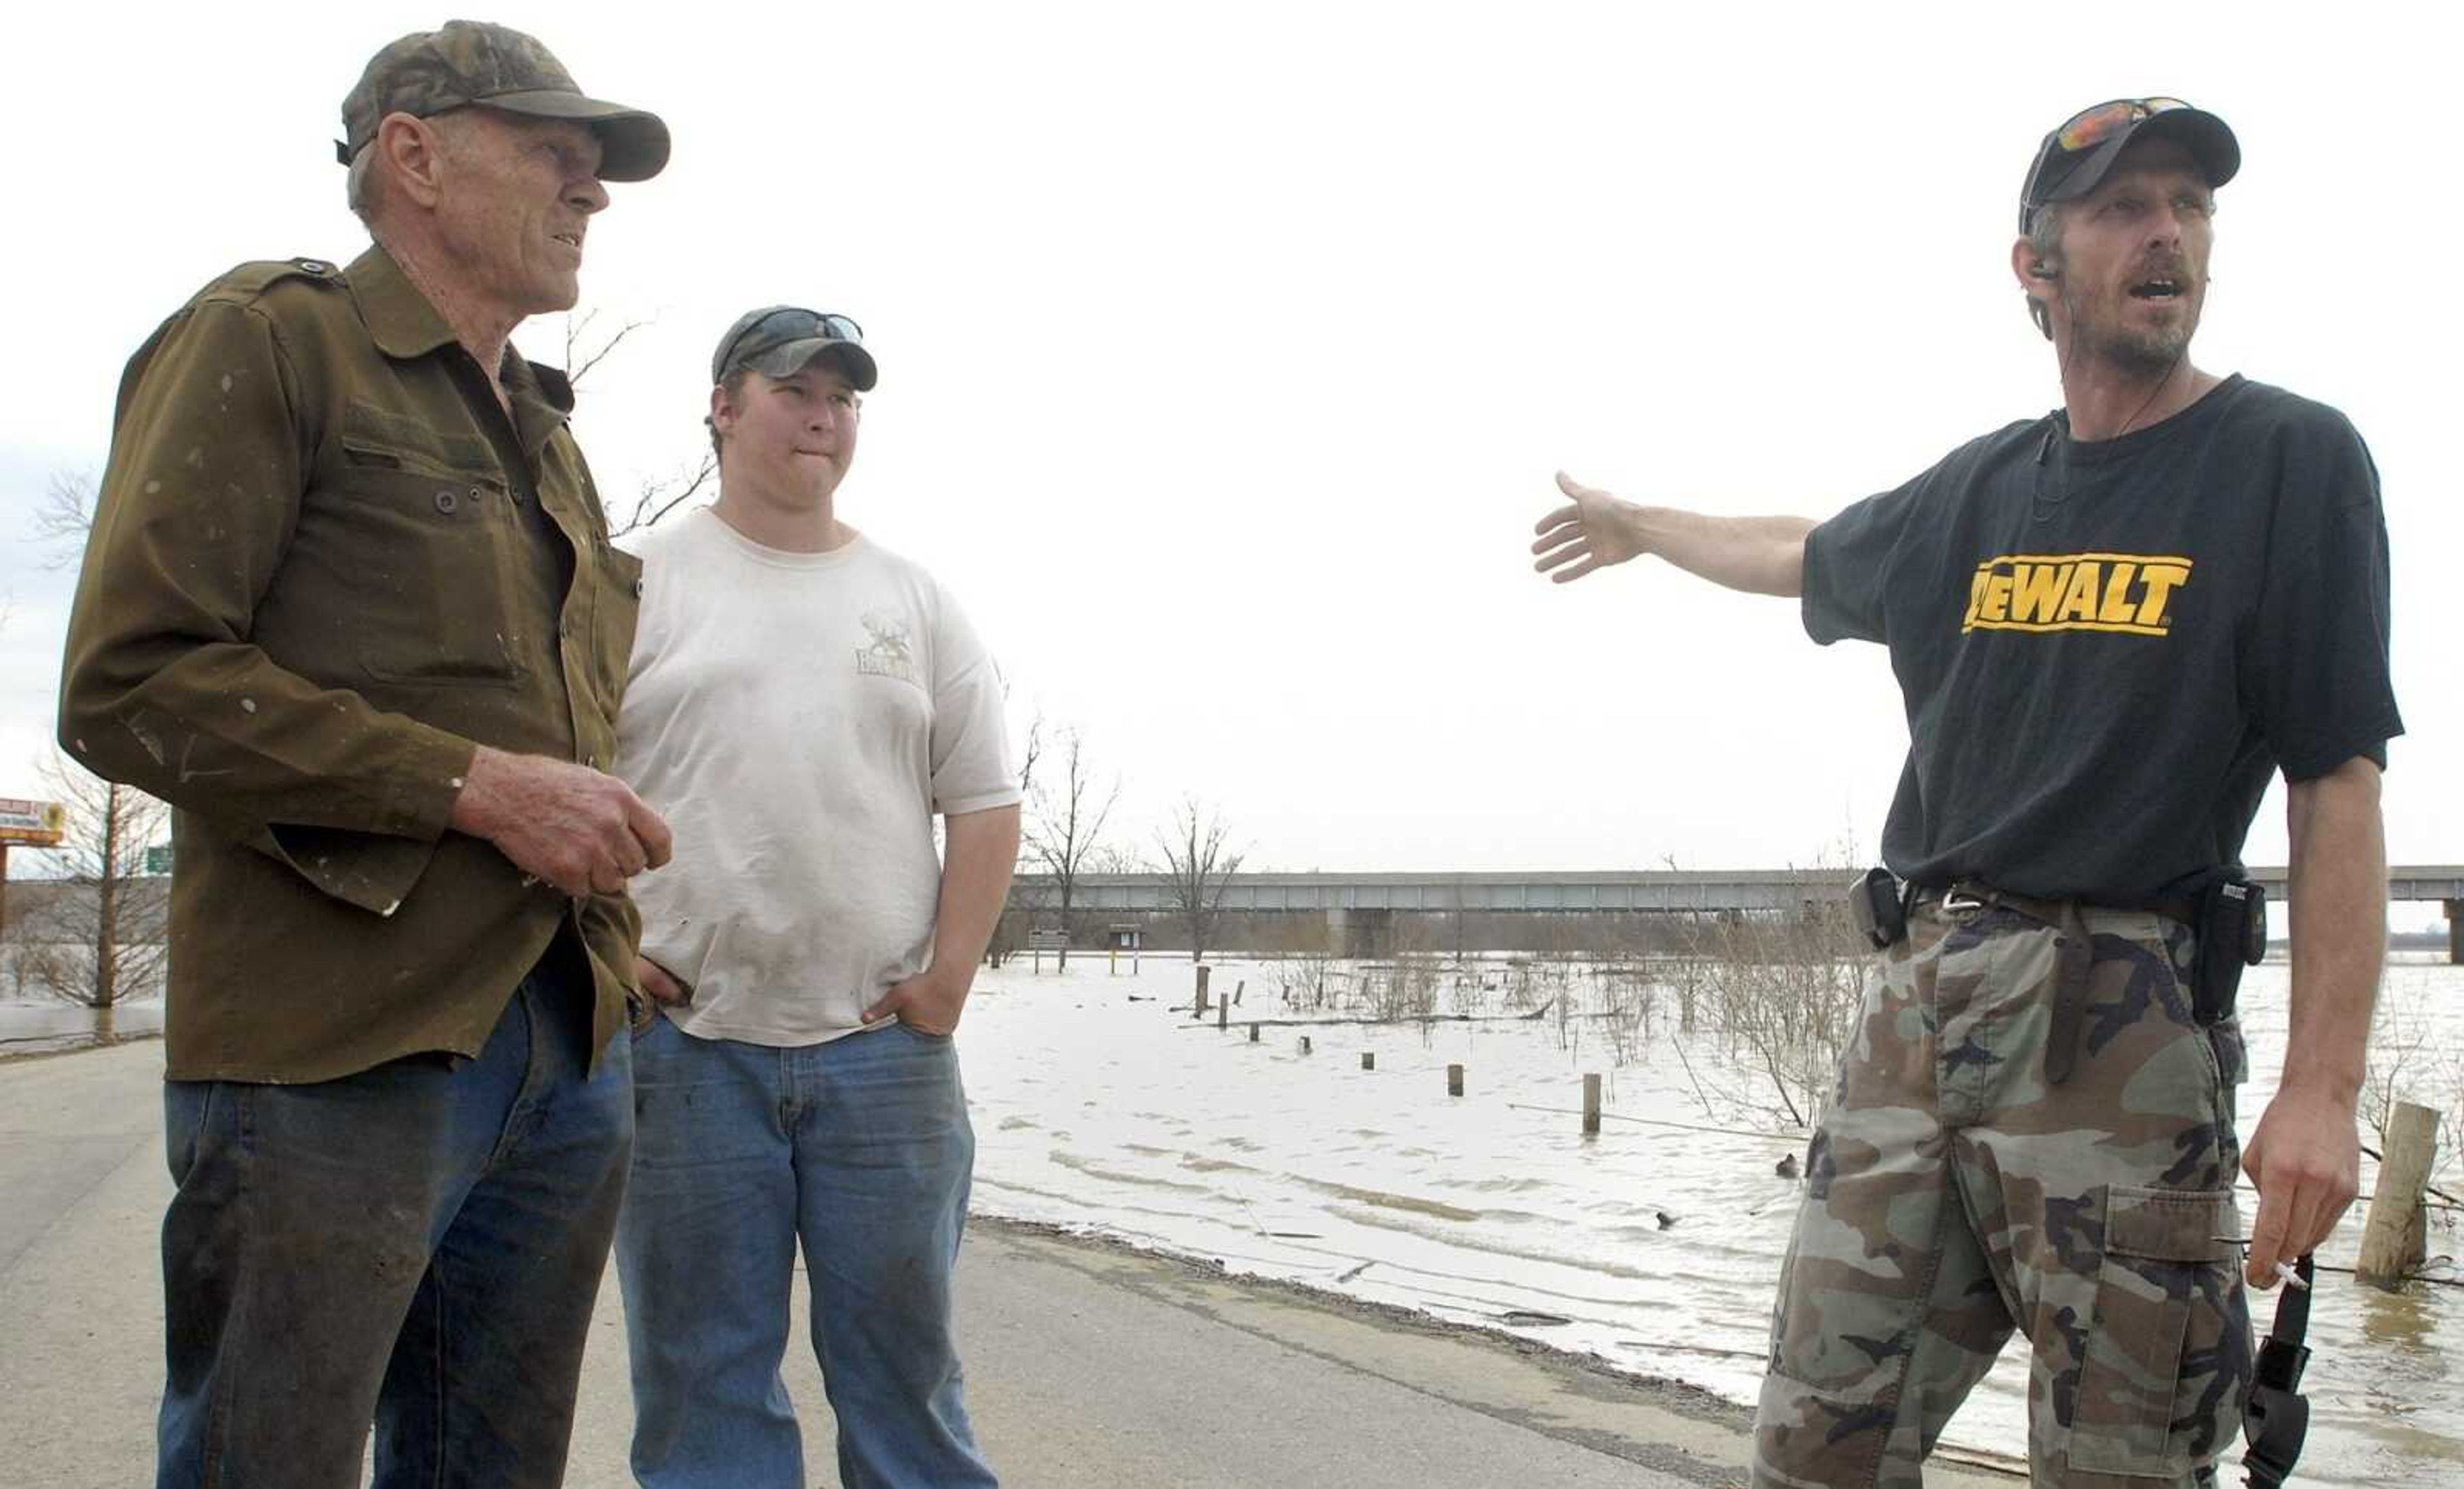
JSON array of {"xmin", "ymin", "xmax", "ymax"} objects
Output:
[{"xmin": 2035, "ymin": 312, "xmax": 2183, "ymax": 522}]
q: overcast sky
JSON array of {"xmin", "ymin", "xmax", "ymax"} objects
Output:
[{"xmin": 3, "ymin": 1, "xmax": 2456, "ymax": 908}]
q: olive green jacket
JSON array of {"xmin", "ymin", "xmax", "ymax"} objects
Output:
[{"xmin": 60, "ymin": 244, "xmax": 644, "ymax": 1082}]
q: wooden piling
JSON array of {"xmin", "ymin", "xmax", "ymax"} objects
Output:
[
  {"xmin": 1299, "ymin": 1035, "xmax": 1312, "ymax": 1055},
  {"xmin": 1249, "ymin": 1022, "xmax": 1260, "ymax": 1042},
  {"xmin": 1582, "ymin": 1073, "xmax": 1602, "ymax": 1135},
  {"xmin": 1447, "ymin": 1064, "xmax": 1464, "ymax": 1098},
  {"xmin": 1361, "ymin": 1051, "xmax": 1375, "ymax": 1071},
  {"xmin": 2359, "ymin": 1100, "xmax": 2440, "ymax": 1286},
  {"xmin": 1218, "ymin": 994, "xmax": 1229, "ymax": 1030}
]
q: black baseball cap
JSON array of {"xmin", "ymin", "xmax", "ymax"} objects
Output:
[{"xmin": 2019, "ymin": 98, "xmax": 2239, "ymax": 231}]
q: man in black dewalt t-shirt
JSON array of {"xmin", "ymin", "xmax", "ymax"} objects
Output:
[{"xmin": 1530, "ymin": 99, "xmax": 2398, "ymax": 1486}]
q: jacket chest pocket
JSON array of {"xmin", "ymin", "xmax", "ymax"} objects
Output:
[{"xmin": 325, "ymin": 458, "xmax": 531, "ymax": 688}]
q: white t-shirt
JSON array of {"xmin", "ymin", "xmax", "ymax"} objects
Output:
[{"xmin": 615, "ymin": 507, "xmax": 1019, "ymax": 1046}]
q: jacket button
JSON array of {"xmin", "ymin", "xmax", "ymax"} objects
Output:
[{"xmin": 434, "ymin": 489, "xmax": 459, "ymax": 515}]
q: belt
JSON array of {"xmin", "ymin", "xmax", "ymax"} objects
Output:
[
  {"xmin": 1919, "ymin": 881, "xmax": 2198, "ymax": 929},
  {"xmin": 1914, "ymin": 879, "xmax": 2194, "ymax": 1085}
]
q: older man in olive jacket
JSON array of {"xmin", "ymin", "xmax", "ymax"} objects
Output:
[{"xmin": 58, "ymin": 21, "xmax": 671, "ymax": 1488}]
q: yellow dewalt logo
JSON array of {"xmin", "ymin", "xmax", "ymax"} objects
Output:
[{"xmin": 1962, "ymin": 552, "xmax": 2192, "ymax": 636}]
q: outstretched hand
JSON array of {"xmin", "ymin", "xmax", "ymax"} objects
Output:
[{"xmin": 1531, "ymin": 471, "xmax": 1645, "ymax": 583}]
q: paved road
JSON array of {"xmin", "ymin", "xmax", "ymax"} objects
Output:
[{"xmin": 0, "ymin": 1039, "xmax": 2013, "ymax": 1488}]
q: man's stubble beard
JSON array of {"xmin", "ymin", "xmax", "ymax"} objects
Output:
[{"xmin": 2061, "ymin": 280, "xmax": 2199, "ymax": 376}]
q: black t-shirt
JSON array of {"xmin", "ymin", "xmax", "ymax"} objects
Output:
[{"xmin": 1801, "ymin": 375, "xmax": 2402, "ymax": 903}]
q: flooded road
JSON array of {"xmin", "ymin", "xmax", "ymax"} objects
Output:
[{"xmin": 959, "ymin": 952, "xmax": 2464, "ymax": 1486}]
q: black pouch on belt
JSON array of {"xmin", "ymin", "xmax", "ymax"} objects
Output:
[
  {"xmin": 2192, "ymin": 876, "xmax": 2266, "ymax": 1025},
  {"xmin": 1848, "ymin": 867, "xmax": 1906, "ymax": 949}
]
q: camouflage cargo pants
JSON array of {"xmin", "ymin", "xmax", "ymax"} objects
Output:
[{"xmin": 1752, "ymin": 898, "xmax": 2254, "ymax": 1487}]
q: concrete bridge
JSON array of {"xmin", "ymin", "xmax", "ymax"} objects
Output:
[{"xmin": 1015, "ymin": 868, "xmax": 2464, "ymax": 962}]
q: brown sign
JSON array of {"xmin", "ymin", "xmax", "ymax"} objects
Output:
[{"xmin": 0, "ymin": 797, "xmax": 67, "ymax": 848}]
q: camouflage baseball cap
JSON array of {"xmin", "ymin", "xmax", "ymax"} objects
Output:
[
  {"xmin": 338, "ymin": 19, "xmax": 669, "ymax": 182},
  {"xmin": 712, "ymin": 307, "xmax": 878, "ymax": 391}
]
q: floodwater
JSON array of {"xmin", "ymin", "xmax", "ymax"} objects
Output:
[
  {"xmin": 0, "ymin": 997, "xmax": 163, "ymax": 1056},
  {"xmin": 961, "ymin": 951, "xmax": 2464, "ymax": 1486}
]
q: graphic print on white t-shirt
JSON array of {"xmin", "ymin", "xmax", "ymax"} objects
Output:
[{"xmin": 855, "ymin": 610, "xmax": 921, "ymax": 686}]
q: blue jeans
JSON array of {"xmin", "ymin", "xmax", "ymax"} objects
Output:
[
  {"xmin": 157, "ymin": 937, "xmax": 632, "ymax": 1488},
  {"xmin": 616, "ymin": 1016, "xmax": 995, "ymax": 1488}
]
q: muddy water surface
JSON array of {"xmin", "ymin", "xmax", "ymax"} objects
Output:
[{"xmin": 961, "ymin": 953, "xmax": 2464, "ymax": 1486}]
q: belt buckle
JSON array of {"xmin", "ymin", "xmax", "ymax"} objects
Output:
[{"xmin": 1940, "ymin": 889, "xmax": 1985, "ymax": 915}]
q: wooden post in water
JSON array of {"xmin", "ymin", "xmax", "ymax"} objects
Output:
[
  {"xmin": 2358, "ymin": 1100, "xmax": 2440, "ymax": 1286},
  {"xmin": 1447, "ymin": 1064, "xmax": 1464, "ymax": 1098},
  {"xmin": 1581, "ymin": 1073, "xmax": 1602, "ymax": 1135},
  {"xmin": 1361, "ymin": 1051, "xmax": 1375, "ymax": 1071}
]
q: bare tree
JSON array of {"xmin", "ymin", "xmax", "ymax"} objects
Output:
[
  {"xmin": 30, "ymin": 471, "xmax": 98, "ymax": 568},
  {"xmin": 608, "ymin": 454, "xmax": 717, "ymax": 538},
  {"xmin": 984, "ymin": 714, "xmax": 1045, "ymax": 969},
  {"xmin": 1084, "ymin": 844, "xmax": 1142, "ymax": 874},
  {"xmin": 22, "ymin": 752, "xmax": 169, "ymax": 1008},
  {"xmin": 559, "ymin": 307, "xmax": 717, "ymax": 538},
  {"xmin": 562, "ymin": 307, "xmax": 647, "ymax": 390},
  {"xmin": 1688, "ymin": 902, "xmax": 1865, "ymax": 1130},
  {"xmin": 1156, "ymin": 799, "xmax": 1244, "ymax": 965},
  {"xmin": 1022, "ymin": 726, "xmax": 1120, "ymax": 970}
]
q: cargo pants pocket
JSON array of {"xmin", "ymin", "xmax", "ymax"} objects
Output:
[{"xmin": 2066, "ymin": 1183, "xmax": 2244, "ymax": 1479}]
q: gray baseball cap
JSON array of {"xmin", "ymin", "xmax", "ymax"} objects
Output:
[{"xmin": 710, "ymin": 306, "xmax": 878, "ymax": 391}]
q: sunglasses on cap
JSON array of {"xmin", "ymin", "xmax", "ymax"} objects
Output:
[
  {"xmin": 2020, "ymin": 97, "xmax": 2212, "ymax": 229},
  {"xmin": 715, "ymin": 308, "xmax": 866, "ymax": 374},
  {"xmin": 2053, "ymin": 97, "xmax": 2192, "ymax": 153}
]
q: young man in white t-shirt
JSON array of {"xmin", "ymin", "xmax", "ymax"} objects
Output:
[{"xmin": 612, "ymin": 306, "xmax": 1021, "ymax": 1487}]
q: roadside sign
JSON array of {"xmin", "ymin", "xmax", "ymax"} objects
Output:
[
  {"xmin": 0, "ymin": 797, "xmax": 66, "ymax": 848},
  {"xmin": 144, "ymin": 844, "xmax": 173, "ymax": 875}
]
